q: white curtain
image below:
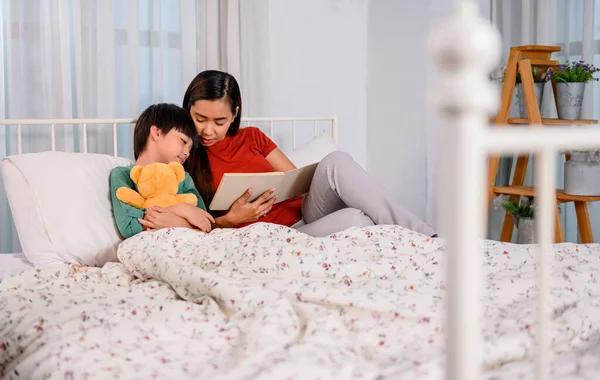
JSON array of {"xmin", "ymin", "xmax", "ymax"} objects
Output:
[
  {"xmin": 490, "ymin": 0, "xmax": 600, "ymax": 242},
  {"xmin": 0, "ymin": 0, "xmax": 269, "ymax": 253},
  {"xmin": 204, "ymin": 0, "xmax": 271, "ymax": 116}
]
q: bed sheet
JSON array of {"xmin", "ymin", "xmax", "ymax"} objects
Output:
[
  {"xmin": 0, "ymin": 253, "xmax": 33, "ymax": 279},
  {"xmin": 1, "ymin": 224, "xmax": 599, "ymax": 379}
]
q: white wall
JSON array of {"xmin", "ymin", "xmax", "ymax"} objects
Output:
[
  {"xmin": 366, "ymin": 0, "xmax": 455, "ymax": 225},
  {"xmin": 366, "ymin": 0, "xmax": 492, "ymax": 227},
  {"xmin": 267, "ymin": 0, "xmax": 369, "ymax": 168},
  {"xmin": 267, "ymin": 0, "xmax": 493, "ymax": 229}
]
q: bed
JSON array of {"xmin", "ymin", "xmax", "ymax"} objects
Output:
[
  {"xmin": 1, "ymin": 225, "xmax": 599, "ymax": 379},
  {"xmin": 0, "ymin": 254, "xmax": 33, "ymax": 278},
  {"xmin": 1, "ymin": 3, "xmax": 600, "ymax": 380},
  {"xmin": 2, "ymin": 131, "xmax": 599, "ymax": 380}
]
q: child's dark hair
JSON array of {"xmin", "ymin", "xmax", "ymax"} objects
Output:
[{"xmin": 133, "ymin": 103, "xmax": 198, "ymax": 159}]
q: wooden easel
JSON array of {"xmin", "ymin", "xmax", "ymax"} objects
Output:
[{"xmin": 488, "ymin": 45, "xmax": 599, "ymax": 243}]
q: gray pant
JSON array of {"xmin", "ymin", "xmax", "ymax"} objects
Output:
[{"xmin": 294, "ymin": 151, "xmax": 436, "ymax": 238}]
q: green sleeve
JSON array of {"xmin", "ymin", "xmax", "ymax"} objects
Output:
[
  {"xmin": 109, "ymin": 167, "xmax": 145, "ymax": 239},
  {"xmin": 180, "ymin": 173, "xmax": 207, "ymax": 211}
]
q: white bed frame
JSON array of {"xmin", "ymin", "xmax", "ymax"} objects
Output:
[
  {"xmin": 1, "ymin": 2, "xmax": 599, "ymax": 379},
  {"xmin": 0, "ymin": 116, "xmax": 339, "ymax": 156},
  {"xmin": 433, "ymin": 2, "xmax": 600, "ymax": 380}
]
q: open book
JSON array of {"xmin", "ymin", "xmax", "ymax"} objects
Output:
[{"xmin": 209, "ymin": 162, "xmax": 319, "ymax": 211}]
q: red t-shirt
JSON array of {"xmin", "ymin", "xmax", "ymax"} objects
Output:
[{"xmin": 207, "ymin": 127, "xmax": 303, "ymax": 228}]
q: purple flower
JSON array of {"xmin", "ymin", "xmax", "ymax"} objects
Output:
[{"xmin": 548, "ymin": 59, "xmax": 599, "ymax": 82}]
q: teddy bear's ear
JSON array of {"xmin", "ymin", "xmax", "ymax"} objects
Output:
[
  {"xmin": 168, "ymin": 162, "xmax": 186, "ymax": 183},
  {"xmin": 130, "ymin": 165, "xmax": 143, "ymax": 184}
]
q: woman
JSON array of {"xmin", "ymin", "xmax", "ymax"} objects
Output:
[{"xmin": 174, "ymin": 70, "xmax": 436, "ymax": 238}]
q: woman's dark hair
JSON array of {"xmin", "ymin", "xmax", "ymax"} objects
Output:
[
  {"xmin": 133, "ymin": 103, "xmax": 198, "ymax": 160},
  {"xmin": 183, "ymin": 70, "xmax": 242, "ymax": 208}
]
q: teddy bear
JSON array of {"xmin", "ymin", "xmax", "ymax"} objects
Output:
[{"xmin": 116, "ymin": 162, "xmax": 198, "ymax": 210}]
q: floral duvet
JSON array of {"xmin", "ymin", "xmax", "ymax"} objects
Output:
[{"xmin": 1, "ymin": 223, "xmax": 599, "ymax": 379}]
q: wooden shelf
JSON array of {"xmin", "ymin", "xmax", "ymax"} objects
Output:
[
  {"xmin": 515, "ymin": 45, "xmax": 561, "ymax": 52},
  {"xmin": 488, "ymin": 46, "xmax": 595, "ymax": 243},
  {"xmin": 527, "ymin": 59, "xmax": 559, "ymax": 67},
  {"xmin": 507, "ymin": 118, "xmax": 598, "ymax": 125},
  {"xmin": 493, "ymin": 185, "xmax": 600, "ymax": 203},
  {"xmin": 489, "ymin": 117, "xmax": 598, "ymax": 125}
]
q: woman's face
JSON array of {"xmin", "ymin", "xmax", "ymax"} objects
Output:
[{"xmin": 189, "ymin": 99, "xmax": 237, "ymax": 147}]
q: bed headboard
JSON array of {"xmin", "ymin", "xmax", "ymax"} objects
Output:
[{"xmin": 0, "ymin": 116, "xmax": 339, "ymax": 157}]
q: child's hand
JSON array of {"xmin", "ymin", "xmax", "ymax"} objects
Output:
[
  {"xmin": 161, "ymin": 204, "xmax": 216, "ymax": 233},
  {"xmin": 138, "ymin": 208, "xmax": 193, "ymax": 231},
  {"xmin": 187, "ymin": 208, "xmax": 215, "ymax": 232}
]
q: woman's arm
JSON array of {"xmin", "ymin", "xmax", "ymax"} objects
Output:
[
  {"xmin": 203, "ymin": 131, "xmax": 291, "ymax": 228},
  {"xmin": 213, "ymin": 214, "xmax": 236, "ymax": 228},
  {"xmin": 161, "ymin": 192, "xmax": 275, "ymax": 230},
  {"xmin": 265, "ymin": 148, "xmax": 296, "ymax": 172},
  {"xmin": 214, "ymin": 148, "xmax": 289, "ymax": 227}
]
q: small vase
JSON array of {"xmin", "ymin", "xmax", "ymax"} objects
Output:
[
  {"xmin": 515, "ymin": 217, "xmax": 535, "ymax": 244},
  {"xmin": 564, "ymin": 150, "xmax": 600, "ymax": 195},
  {"xmin": 516, "ymin": 83, "xmax": 545, "ymax": 118},
  {"xmin": 556, "ymin": 82, "xmax": 586, "ymax": 120}
]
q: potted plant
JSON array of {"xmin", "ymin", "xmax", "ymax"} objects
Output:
[
  {"xmin": 515, "ymin": 67, "xmax": 549, "ymax": 118},
  {"xmin": 489, "ymin": 65, "xmax": 548, "ymax": 118},
  {"xmin": 564, "ymin": 149, "xmax": 600, "ymax": 196},
  {"xmin": 546, "ymin": 60, "xmax": 600, "ymax": 120},
  {"xmin": 494, "ymin": 195, "xmax": 536, "ymax": 244}
]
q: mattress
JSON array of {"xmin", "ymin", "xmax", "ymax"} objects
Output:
[{"xmin": 0, "ymin": 253, "xmax": 34, "ymax": 278}]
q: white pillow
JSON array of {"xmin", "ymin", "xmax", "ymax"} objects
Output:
[
  {"xmin": 286, "ymin": 134, "xmax": 338, "ymax": 167},
  {"xmin": 2, "ymin": 152, "xmax": 133, "ymax": 267}
]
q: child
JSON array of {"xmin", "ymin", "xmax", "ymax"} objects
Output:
[{"xmin": 110, "ymin": 103, "xmax": 214, "ymax": 239}]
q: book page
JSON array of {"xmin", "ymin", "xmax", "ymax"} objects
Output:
[
  {"xmin": 209, "ymin": 172, "xmax": 284, "ymax": 211},
  {"xmin": 273, "ymin": 162, "xmax": 319, "ymax": 204}
]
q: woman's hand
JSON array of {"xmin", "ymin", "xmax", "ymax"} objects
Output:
[
  {"xmin": 224, "ymin": 188, "xmax": 277, "ymax": 226},
  {"xmin": 162, "ymin": 204, "xmax": 215, "ymax": 233},
  {"xmin": 138, "ymin": 207, "xmax": 193, "ymax": 231}
]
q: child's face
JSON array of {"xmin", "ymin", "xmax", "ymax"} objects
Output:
[
  {"xmin": 153, "ymin": 127, "xmax": 193, "ymax": 164},
  {"xmin": 189, "ymin": 99, "xmax": 238, "ymax": 147}
]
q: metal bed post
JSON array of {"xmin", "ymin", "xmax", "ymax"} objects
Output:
[{"xmin": 430, "ymin": 1, "xmax": 501, "ymax": 379}]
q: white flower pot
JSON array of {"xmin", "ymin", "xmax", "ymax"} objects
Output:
[
  {"xmin": 515, "ymin": 217, "xmax": 535, "ymax": 244},
  {"xmin": 516, "ymin": 83, "xmax": 545, "ymax": 118},
  {"xmin": 564, "ymin": 151, "xmax": 600, "ymax": 196},
  {"xmin": 556, "ymin": 82, "xmax": 586, "ymax": 120}
]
